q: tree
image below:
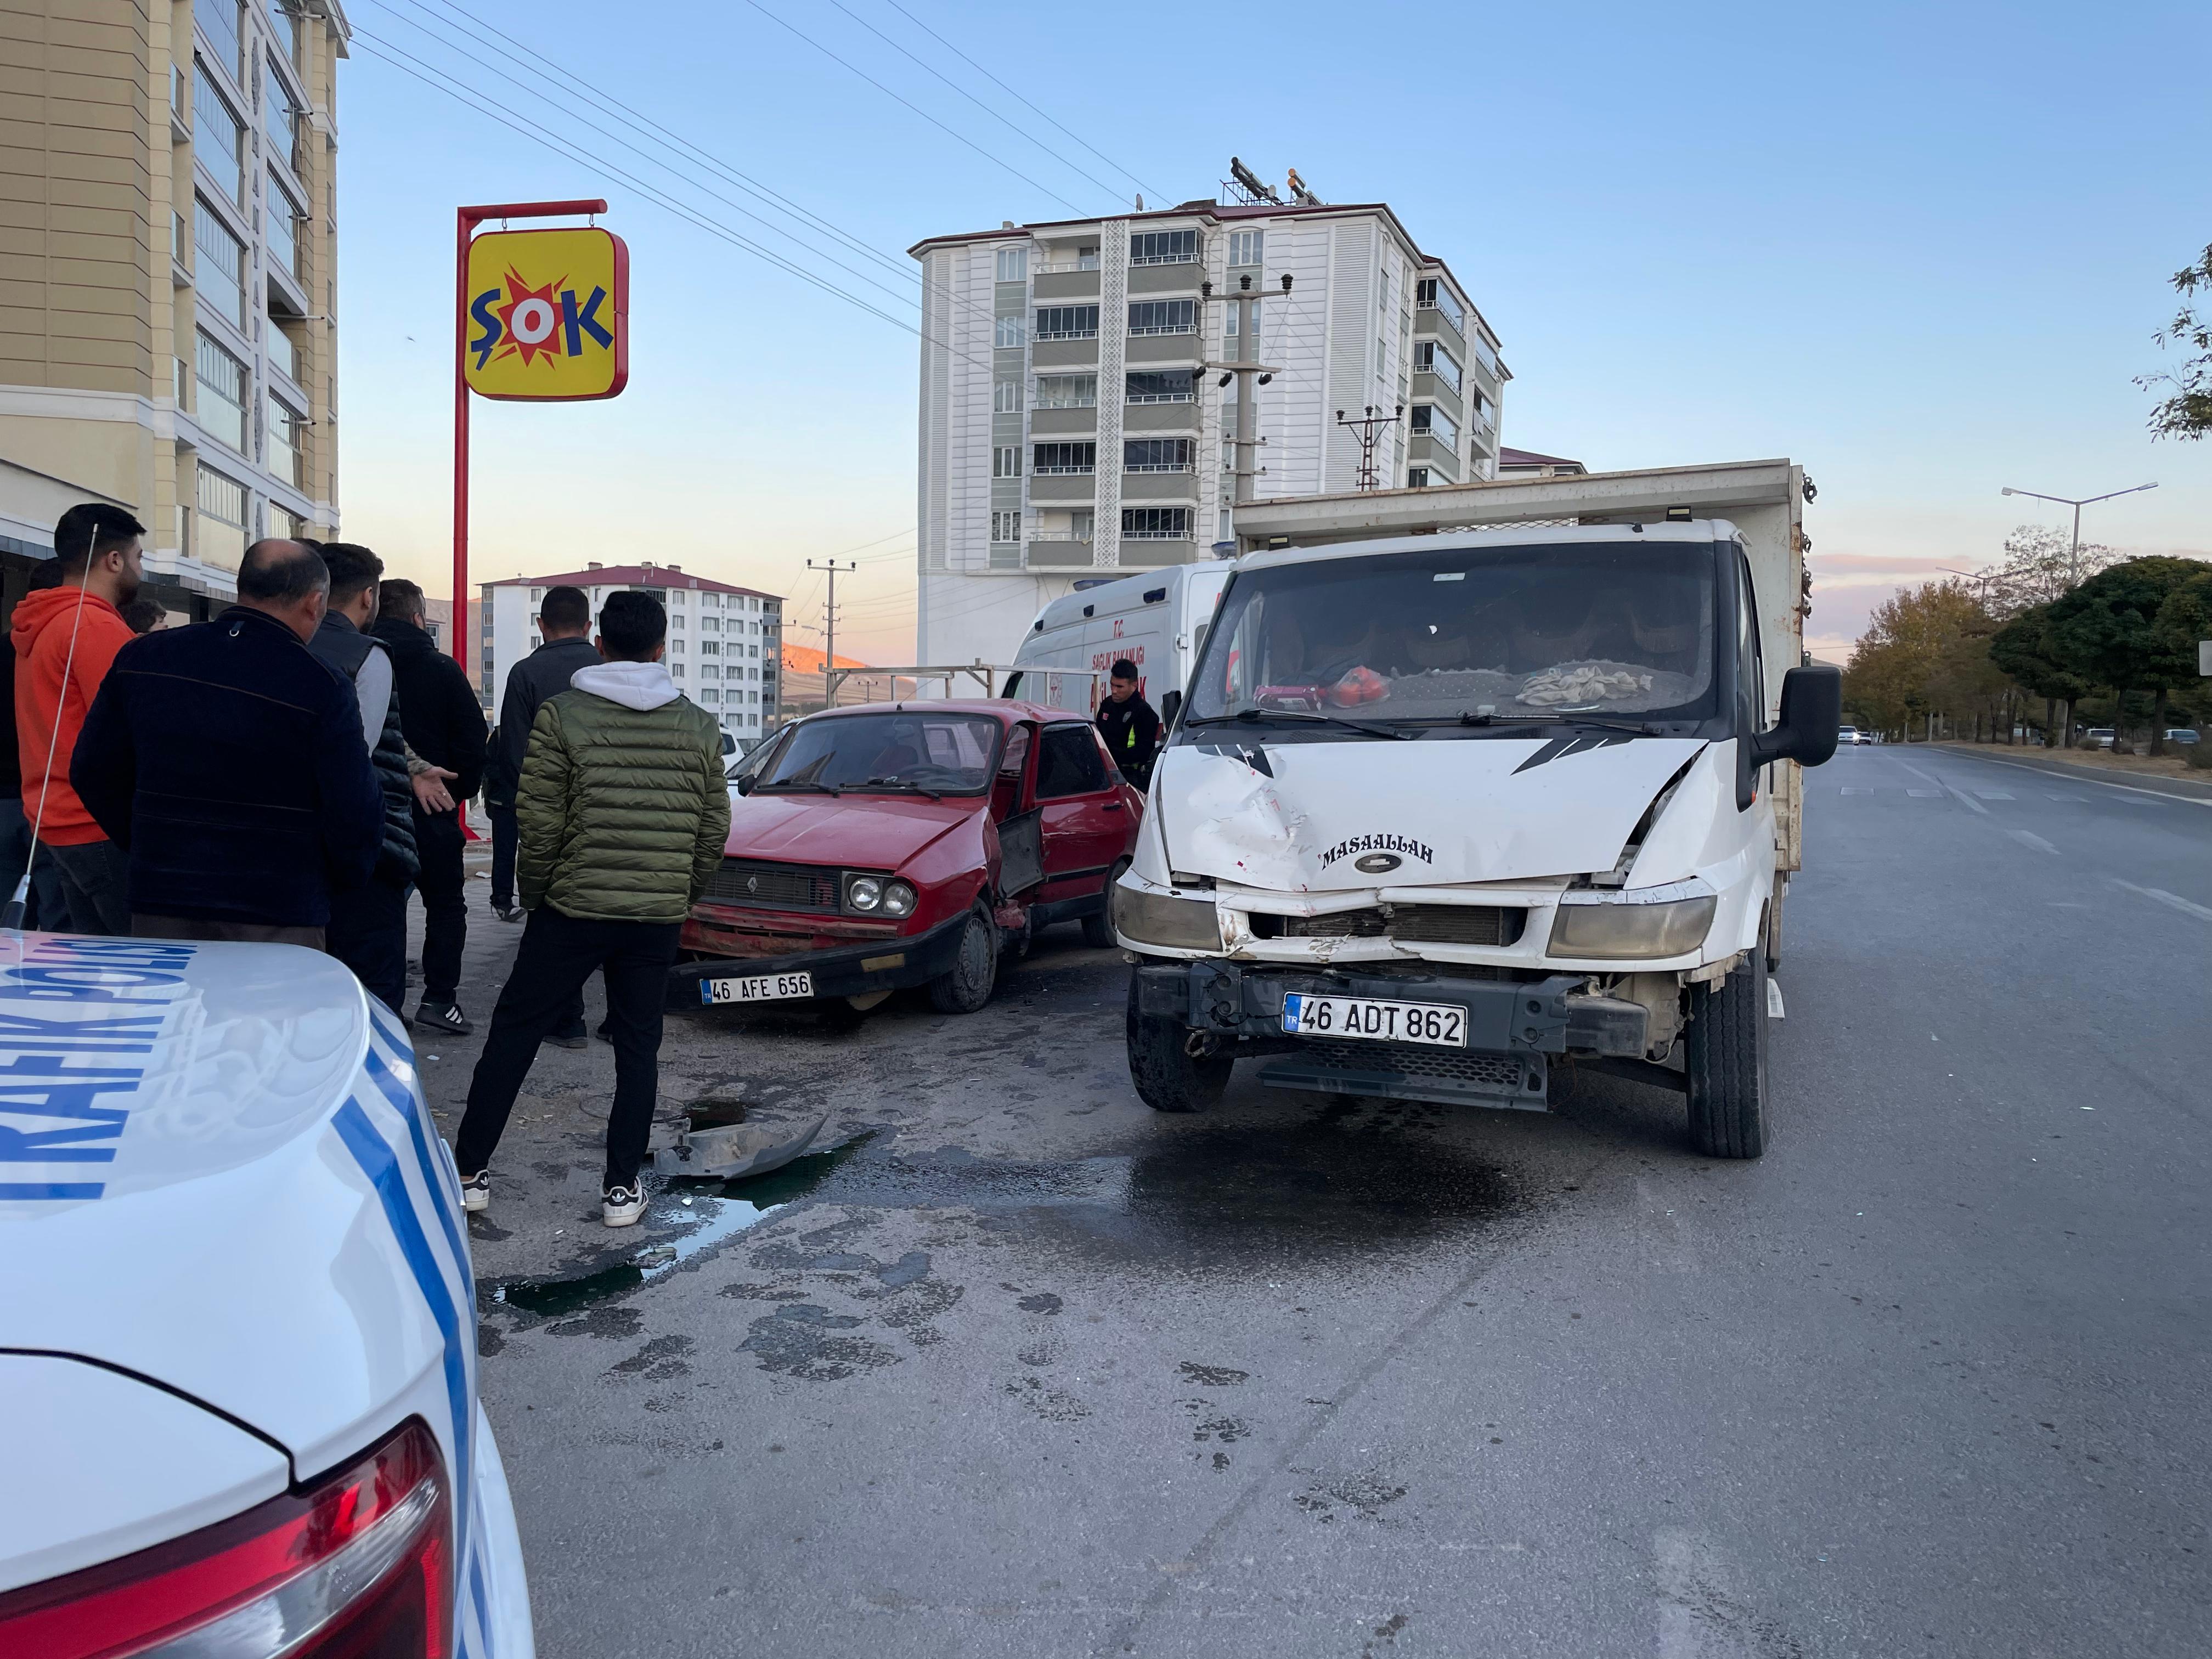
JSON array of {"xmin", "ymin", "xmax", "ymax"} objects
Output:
[
  {"xmin": 1989, "ymin": 604, "xmax": 2087, "ymax": 746},
  {"xmin": 1979, "ymin": 524, "xmax": 2121, "ymax": 616},
  {"xmin": 2046, "ymin": 557, "xmax": 2205, "ymax": 752},
  {"xmin": 1845, "ymin": 580, "xmax": 1999, "ymax": 740},
  {"xmin": 2138, "ymin": 244, "xmax": 2212, "ymax": 441},
  {"xmin": 2151, "ymin": 569, "xmax": 2212, "ymax": 727}
]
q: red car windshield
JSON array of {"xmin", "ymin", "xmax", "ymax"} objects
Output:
[{"xmin": 758, "ymin": 712, "xmax": 1001, "ymax": 794}]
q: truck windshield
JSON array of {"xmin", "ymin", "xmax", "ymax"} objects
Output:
[
  {"xmin": 1188, "ymin": 542, "xmax": 1720, "ymax": 726},
  {"xmin": 758, "ymin": 712, "xmax": 1001, "ymax": 794}
]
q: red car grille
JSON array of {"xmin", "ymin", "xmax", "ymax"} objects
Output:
[{"xmin": 704, "ymin": 860, "xmax": 839, "ymax": 911}]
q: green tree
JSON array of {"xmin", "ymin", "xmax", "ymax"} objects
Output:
[
  {"xmin": 2046, "ymin": 557, "xmax": 2205, "ymax": 752},
  {"xmin": 1989, "ymin": 604, "xmax": 2087, "ymax": 746},
  {"xmin": 2138, "ymin": 245, "xmax": 2212, "ymax": 441},
  {"xmin": 2151, "ymin": 569, "xmax": 2212, "ymax": 727},
  {"xmin": 1846, "ymin": 580, "xmax": 1996, "ymax": 740}
]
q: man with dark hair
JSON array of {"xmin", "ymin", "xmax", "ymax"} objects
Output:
[
  {"xmin": 72, "ymin": 538, "xmax": 382, "ymax": 943},
  {"xmin": 308, "ymin": 543, "xmax": 419, "ymax": 1012},
  {"xmin": 13, "ymin": 503, "xmax": 146, "ymax": 933},
  {"xmin": 371, "ymin": 576, "xmax": 488, "ymax": 1035},
  {"xmin": 117, "ymin": 600, "xmax": 162, "ymax": 635},
  {"xmin": 1094, "ymin": 658, "xmax": 1160, "ymax": 789},
  {"xmin": 454, "ymin": 589, "xmax": 728, "ymax": 1228}
]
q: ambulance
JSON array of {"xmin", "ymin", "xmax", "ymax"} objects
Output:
[{"xmin": 0, "ymin": 933, "xmax": 533, "ymax": 1658}]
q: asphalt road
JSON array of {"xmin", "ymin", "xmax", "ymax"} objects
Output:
[{"xmin": 443, "ymin": 743, "xmax": 2212, "ymax": 1658}]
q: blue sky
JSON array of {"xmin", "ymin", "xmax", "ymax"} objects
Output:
[{"xmin": 336, "ymin": 0, "xmax": 2212, "ymax": 663}]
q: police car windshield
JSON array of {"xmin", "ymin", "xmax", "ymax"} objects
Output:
[
  {"xmin": 758, "ymin": 712, "xmax": 1000, "ymax": 795},
  {"xmin": 1189, "ymin": 542, "xmax": 1721, "ymax": 727}
]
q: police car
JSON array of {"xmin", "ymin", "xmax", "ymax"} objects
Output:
[{"xmin": 0, "ymin": 933, "xmax": 533, "ymax": 1658}]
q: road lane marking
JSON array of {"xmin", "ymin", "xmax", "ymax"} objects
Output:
[
  {"xmin": 1765, "ymin": 978, "xmax": 1784, "ymax": 1018},
  {"xmin": 2045, "ymin": 793, "xmax": 2085, "ymax": 802},
  {"xmin": 1932, "ymin": 748, "xmax": 2212, "ymax": 808},
  {"xmin": 2109, "ymin": 878, "xmax": 2212, "ymax": 923},
  {"xmin": 1974, "ymin": 791, "xmax": 2015, "ymax": 800},
  {"xmin": 2010, "ymin": 830, "xmax": 2058, "ymax": 854},
  {"xmin": 1906, "ymin": 789, "xmax": 1941, "ymax": 797},
  {"xmin": 1841, "ymin": 786, "xmax": 1874, "ymax": 795},
  {"xmin": 1902, "ymin": 763, "xmax": 1988, "ymax": 813}
]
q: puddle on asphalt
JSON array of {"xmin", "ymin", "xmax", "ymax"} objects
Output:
[{"xmin": 487, "ymin": 1132, "xmax": 878, "ymax": 1318}]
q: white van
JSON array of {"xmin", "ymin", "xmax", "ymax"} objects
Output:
[{"xmin": 1006, "ymin": 564, "xmax": 1233, "ymax": 726}]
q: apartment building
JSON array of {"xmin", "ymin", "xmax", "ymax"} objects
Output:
[
  {"xmin": 478, "ymin": 562, "xmax": 783, "ymax": 738},
  {"xmin": 909, "ymin": 188, "xmax": 1509, "ymax": 666},
  {"xmin": 0, "ymin": 2, "xmax": 345, "ymax": 614}
]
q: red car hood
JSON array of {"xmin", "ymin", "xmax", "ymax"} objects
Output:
[{"xmin": 727, "ymin": 791, "xmax": 977, "ymax": 871}]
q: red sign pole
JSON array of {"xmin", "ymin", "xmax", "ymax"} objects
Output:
[{"xmin": 452, "ymin": 198, "xmax": 608, "ymax": 675}]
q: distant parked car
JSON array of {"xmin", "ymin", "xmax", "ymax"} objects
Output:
[
  {"xmin": 2164, "ymin": 727, "xmax": 2200, "ymax": 746},
  {"xmin": 1837, "ymin": 725, "xmax": 1872, "ymax": 746},
  {"xmin": 2084, "ymin": 728, "xmax": 2115, "ymax": 749}
]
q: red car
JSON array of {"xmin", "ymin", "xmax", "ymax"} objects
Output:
[{"xmin": 674, "ymin": 701, "xmax": 1141, "ymax": 1017}]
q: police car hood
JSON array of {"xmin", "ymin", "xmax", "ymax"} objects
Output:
[
  {"xmin": 0, "ymin": 934, "xmax": 472, "ymax": 1482},
  {"xmin": 1160, "ymin": 734, "xmax": 1708, "ymax": 889}
]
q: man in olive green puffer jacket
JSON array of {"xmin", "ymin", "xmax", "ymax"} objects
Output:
[{"xmin": 453, "ymin": 590, "xmax": 730, "ymax": 1228}]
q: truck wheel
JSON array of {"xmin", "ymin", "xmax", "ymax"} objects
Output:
[
  {"xmin": 928, "ymin": 910, "xmax": 999, "ymax": 1014},
  {"xmin": 1764, "ymin": 884, "xmax": 1786, "ymax": 972},
  {"xmin": 1081, "ymin": 859, "xmax": 1130, "ymax": 949},
  {"xmin": 1125, "ymin": 973, "xmax": 1230, "ymax": 1113},
  {"xmin": 1684, "ymin": 941, "xmax": 1769, "ymax": 1158}
]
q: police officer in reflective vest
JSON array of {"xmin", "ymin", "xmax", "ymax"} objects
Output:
[{"xmin": 1094, "ymin": 659, "xmax": 1161, "ymax": 789}]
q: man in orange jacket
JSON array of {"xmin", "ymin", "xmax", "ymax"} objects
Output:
[{"xmin": 14, "ymin": 503, "xmax": 145, "ymax": 934}]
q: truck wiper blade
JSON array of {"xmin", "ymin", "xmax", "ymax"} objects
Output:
[
  {"xmin": 1438, "ymin": 710, "xmax": 1664, "ymax": 736},
  {"xmin": 1188, "ymin": 709, "xmax": 1414, "ymax": 741}
]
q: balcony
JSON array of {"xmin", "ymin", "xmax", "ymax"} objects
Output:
[
  {"xmin": 1029, "ymin": 406, "xmax": 1097, "ymax": 437},
  {"xmin": 1032, "ymin": 337, "xmax": 1099, "ymax": 369},
  {"xmin": 1128, "ymin": 262, "xmax": 1203, "ymax": 296},
  {"xmin": 1026, "ymin": 538, "xmax": 1096, "ymax": 570},
  {"xmin": 1033, "ymin": 268, "xmax": 1101, "ymax": 301},
  {"xmin": 1117, "ymin": 539, "xmax": 1198, "ymax": 568},
  {"xmin": 1125, "ymin": 332, "xmax": 1200, "ymax": 366},
  {"xmin": 1028, "ymin": 472, "xmax": 1096, "ymax": 503}
]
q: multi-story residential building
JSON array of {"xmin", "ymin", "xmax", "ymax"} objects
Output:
[
  {"xmin": 1497, "ymin": 446, "xmax": 1587, "ymax": 479},
  {"xmin": 909, "ymin": 189, "xmax": 1509, "ymax": 666},
  {"xmin": 477, "ymin": 562, "xmax": 782, "ymax": 738},
  {"xmin": 0, "ymin": 1, "xmax": 346, "ymax": 616}
]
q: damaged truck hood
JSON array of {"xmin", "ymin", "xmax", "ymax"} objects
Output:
[{"xmin": 1160, "ymin": 735, "xmax": 1707, "ymax": 890}]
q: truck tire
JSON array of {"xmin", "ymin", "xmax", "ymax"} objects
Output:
[
  {"xmin": 1684, "ymin": 942, "xmax": 1769, "ymax": 1158},
  {"xmin": 1764, "ymin": 884, "xmax": 1786, "ymax": 973},
  {"xmin": 928, "ymin": 910, "xmax": 999, "ymax": 1014},
  {"xmin": 1082, "ymin": 859, "xmax": 1130, "ymax": 949},
  {"xmin": 1125, "ymin": 973, "xmax": 1230, "ymax": 1113}
]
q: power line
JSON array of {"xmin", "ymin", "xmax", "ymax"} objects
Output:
[
  {"xmin": 742, "ymin": 0, "xmax": 1092, "ymax": 217},
  {"xmin": 879, "ymin": 0, "xmax": 1160, "ymax": 203}
]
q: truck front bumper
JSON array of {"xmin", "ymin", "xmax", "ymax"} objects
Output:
[{"xmin": 1133, "ymin": 959, "xmax": 1651, "ymax": 1111}]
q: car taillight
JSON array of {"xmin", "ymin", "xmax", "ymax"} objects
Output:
[{"xmin": 0, "ymin": 1418, "xmax": 451, "ymax": 1659}]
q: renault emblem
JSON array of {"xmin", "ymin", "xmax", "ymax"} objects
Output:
[
  {"xmin": 747, "ymin": 874, "xmax": 759, "ymax": 894},
  {"xmin": 1354, "ymin": 853, "xmax": 1402, "ymax": 874}
]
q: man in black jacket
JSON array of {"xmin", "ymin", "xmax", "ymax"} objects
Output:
[
  {"xmin": 1094, "ymin": 659, "xmax": 1161, "ymax": 788},
  {"xmin": 372, "ymin": 578, "xmax": 487, "ymax": 1036},
  {"xmin": 71, "ymin": 540, "xmax": 381, "ymax": 943}
]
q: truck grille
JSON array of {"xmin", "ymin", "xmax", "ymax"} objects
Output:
[
  {"xmin": 703, "ymin": 860, "xmax": 839, "ymax": 911},
  {"xmin": 1258, "ymin": 905, "xmax": 1523, "ymax": 946}
]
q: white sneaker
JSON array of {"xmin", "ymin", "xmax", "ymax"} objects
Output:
[
  {"xmin": 601, "ymin": 1180, "xmax": 645, "ymax": 1228},
  {"xmin": 459, "ymin": 1171, "xmax": 490, "ymax": 1213}
]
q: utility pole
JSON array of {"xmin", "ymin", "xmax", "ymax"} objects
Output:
[
  {"xmin": 1200, "ymin": 268, "xmax": 1291, "ymax": 545},
  {"xmin": 806, "ymin": 558, "xmax": 856, "ymax": 707},
  {"xmin": 1336, "ymin": 405, "xmax": 1403, "ymax": 492}
]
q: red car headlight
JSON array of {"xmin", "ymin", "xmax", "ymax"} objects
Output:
[
  {"xmin": 0, "ymin": 1418, "xmax": 452, "ymax": 1659},
  {"xmin": 880, "ymin": 881, "xmax": 917, "ymax": 918}
]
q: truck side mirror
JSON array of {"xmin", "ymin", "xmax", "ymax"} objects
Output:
[
  {"xmin": 1159, "ymin": 689, "xmax": 1182, "ymax": 730},
  {"xmin": 1754, "ymin": 665, "xmax": 1842, "ymax": 769}
]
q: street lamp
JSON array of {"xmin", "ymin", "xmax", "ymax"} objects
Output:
[{"xmin": 1999, "ymin": 482, "xmax": 2158, "ymax": 586}]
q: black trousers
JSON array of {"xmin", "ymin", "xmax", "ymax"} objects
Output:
[
  {"xmin": 46, "ymin": 838, "xmax": 132, "ymax": 936},
  {"xmin": 411, "ymin": 808, "xmax": 467, "ymax": 1003},
  {"xmin": 453, "ymin": 905, "xmax": 680, "ymax": 1188},
  {"xmin": 486, "ymin": 803, "xmax": 517, "ymax": 909},
  {"xmin": 326, "ymin": 874, "xmax": 408, "ymax": 1013}
]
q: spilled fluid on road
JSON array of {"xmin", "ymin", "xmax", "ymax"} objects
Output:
[{"xmin": 487, "ymin": 1132, "xmax": 879, "ymax": 1318}]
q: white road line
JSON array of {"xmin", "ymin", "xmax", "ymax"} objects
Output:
[
  {"xmin": 2010, "ymin": 830, "xmax": 2059, "ymax": 855},
  {"xmin": 2045, "ymin": 793, "xmax": 2086, "ymax": 802},
  {"xmin": 2109, "ymin": 878, "xmax": 2212, "ymax": 923},
  {"xmin": 1901, "ymin": 762, "xmax": 1988, "ymax": 814},
  {"xmin": 1906, "ymin": 789, "xmax": 1942, "ymax": 798},
  {"xmin": 1766, "ymin": 978, "xmax": 1785, "ymax": 1018},
  {"xmin": 1974, "ymin": 791, "xmax": 2015, "ymax": 800},
  {"xmin": 1932, "ymin": 747, "xmax": 2212, "ymax": 809},
  {"xmin": 1841, "ymin": 786, "xmax": 1874, "ymax": 795}
]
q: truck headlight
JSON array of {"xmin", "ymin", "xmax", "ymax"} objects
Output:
[
  {"xmin": 1547, "ymin": 894, "xmax": 1716, "ymax": 960},
  {"xmin": 1113, "ymin": 883, "xmax": 1222, "ymax": 951}
]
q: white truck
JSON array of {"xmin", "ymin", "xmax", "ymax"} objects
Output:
[{"xmin": 1110, "ymin": 460, "xmax": 1836, "ymax": 1158}]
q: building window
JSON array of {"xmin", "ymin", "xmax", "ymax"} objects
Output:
[
  {"xmin": 1407, "ymin": 467, "xmax": 1430, "ymax": 489},
  {"xmin": 1410, "ymin": 404, "xmax": 1460, "ymax": 449},
  {"xmin": 1124, "ymin": 438, "xmax": 1191, "ymax": 472},
  {"xmin": 1125, "ymin": 370, "xmax": 1193, "ymax": 404},
  {"xmin": 1032, "ymin": 442, "xmax": 1094, "ymax": 475},
  {"xmin": 993, "ymin": 378, "xmax": 1023, "ymax": 413},
  {"xmin": 1375, "ymin": 337, "xmax": 1386, "ymax": 379},
  {"xmin": 1413, "ymin": 340, "xmax": 1462, "ymax": 393},
  {"xmin": 990, "ymin": 510, "xmax": 1022, "ymax": 543},
  {"xmin": 268, "ymin": 0, "xmax": 299, "ymax": 63},
  {"xmin": 995, "ymin": 245, "xmax": 1028, "ymax": 283},
  {"xmin": 194, "ymin": 65, "xmax": 244, "ymax": 206},
  {"xmin": 194, "ymin": 330, "xmax": 247, "ymax": 451},
  {"xmin": 263, "ymin": 70, "xmax": 298, "ymax": 172},
  {"xmin": 993, "ymin": 445, "xmax": 1021, "ymax": 478},
  {"xmin": 198, "ymin": 0, "xmax": 243, "ymax": 77},
  {"xmin": 266, "ymin": 321, "xmax": 297, "ymax": 382},
  {"xmin": 1035, "ymin": 374, "xmax": 1096, "ymax": 408},
  {"xmin": 193, "ymin": 199, "xmax": 245, "ymax": 329},
  {"xmin": 701, "ymin": 641, "xmax": 721, "ymax": 657},
  {"xmin": 266, "ymin": 174, "xmax": 302, "ymax": 281},
  {"xmin": 1034, "ymin": 305, "xmax": 1098, "ymax": 340},
  {"xmin": 1128, "ymin": 228, "xmax": 1197, "ymax": 266},
  {"xmin": 1076, "ymin": 245, "xmax": 1099, "ymax": 270},
  {"xmin": 1122, "ymin": 507, "xmax": 1190, "ymax": 540},
  {"xmin": 196, "ymin": 465, "xmax": 246, "ymax": 568},
  {"xmin": 266, "ymin": 393, "xmax": 303, "ymax": 486},
  {"xmin": 670, "ymin": 664, "xmax": 685, "ymax": 680},
  {"xmin": 1415, "ymin": 277, "xmax": 1466, "ymax": 334},
  {"xmin": 994, "ymin": 315, "xmax": 1025, "ymax": 349},
  {"xmin": 1228, "ymin": 229, "xmax": 1263, "ymax": 267},
  {"xmin": 1127, "ymin": 300, "xmax": 1195, "ymax": 336},
  {"xmin": 699, "ymin": 615, "xmax": 720, "ymax": 633}
]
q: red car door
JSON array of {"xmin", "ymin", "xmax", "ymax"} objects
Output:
[{"xmin": 1032, "ymin": 721, "xmax": 1131, "ymax": 902}]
